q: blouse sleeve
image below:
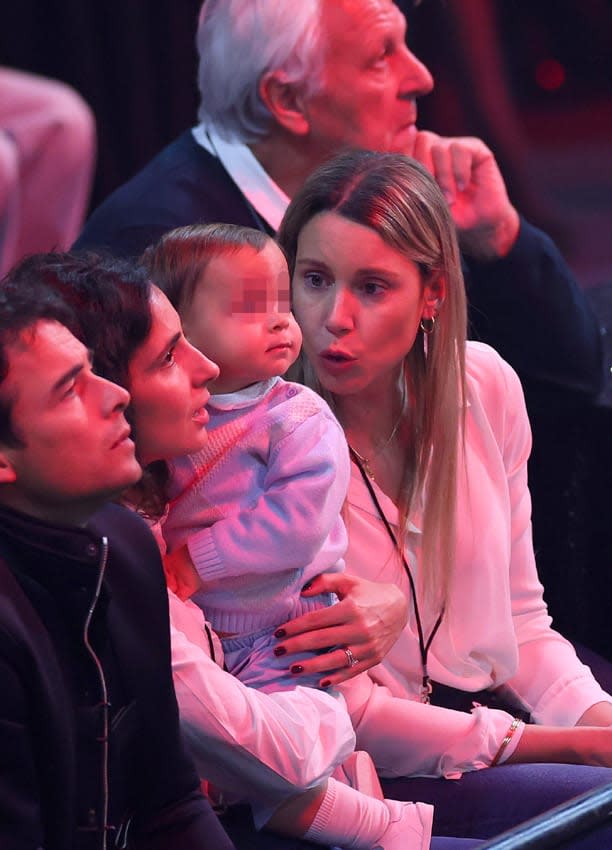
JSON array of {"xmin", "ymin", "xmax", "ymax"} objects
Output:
[
  {"xmin": 340, "ymin": 672, "xmax": 523, "ymax": 779},
  {"xmin": 168, "ymin": 592, "xmax": 356, "ymax": 805},
  {"xmin": 492, "ymin": 355, "xmax": 611, "ymax": 725}
]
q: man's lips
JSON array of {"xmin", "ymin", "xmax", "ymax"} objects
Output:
[
  {"xmin": 111, "ymin": 427, "xmax": 133, "ymax": 450},
  {"xmin": 399, "ymin": 101, "xmax": 417, "ymax": 127}
]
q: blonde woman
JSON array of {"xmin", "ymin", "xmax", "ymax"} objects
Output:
[{"xmin": 276, "ymin": 149, "xmax": 612, "ymax": 843}]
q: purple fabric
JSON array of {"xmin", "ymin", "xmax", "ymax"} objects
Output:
[{"xmin": 382, "ymin": 763, "xmax": 612, "ymax": 846}]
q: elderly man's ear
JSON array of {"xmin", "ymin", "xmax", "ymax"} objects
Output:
[{"xmin": 258, "ymin": 71, "xmax": 310, "ymax": 137}]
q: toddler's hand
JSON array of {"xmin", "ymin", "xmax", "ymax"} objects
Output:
[{"xmin": 164, "ymin": 544, "xmax": 202, "ymax": 600}]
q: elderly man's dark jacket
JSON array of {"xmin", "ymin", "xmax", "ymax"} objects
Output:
[
  {"xmin": 0, "ymin": 501, "xmax": 235, "ymax": 850},
  {"xmin": 75, "ymin": 129, "xmax": 603, "ymax": 404}
]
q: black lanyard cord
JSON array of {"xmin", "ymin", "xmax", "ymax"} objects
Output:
[{"xmin": 349, "ymin": 447, "xmax": 444, "ymax": 703}]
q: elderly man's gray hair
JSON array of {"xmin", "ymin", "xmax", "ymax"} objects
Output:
[{"xmin": 196, "ymin": 0, "xmax": 324, "ymax": 144}]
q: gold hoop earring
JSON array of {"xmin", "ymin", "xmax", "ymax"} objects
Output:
[{"xmin": 420, "ymin": 316, "xmax": 436, "ymax": 335}]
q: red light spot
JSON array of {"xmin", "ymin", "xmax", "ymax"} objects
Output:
[{"xmin": 535, "ymin": 59, "xmax": 566, "ymax": 91}]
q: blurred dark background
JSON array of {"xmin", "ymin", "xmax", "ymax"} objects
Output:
[
  {"xmin": 2, "ymin": 0, "xmax": 611, "ymax": 655},
  {"xmin": 2, "ymin": 0, "xmax": 611, "ymax": 285}
]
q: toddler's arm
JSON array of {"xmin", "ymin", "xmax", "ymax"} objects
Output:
[{"xmin": 175, "ymin": 412, "xmax": 350, "ymax": 586}]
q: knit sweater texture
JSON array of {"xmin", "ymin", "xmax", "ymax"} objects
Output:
[{"xmin": 164, "ymin": 377, "xmax": 350, "ymax": 635}]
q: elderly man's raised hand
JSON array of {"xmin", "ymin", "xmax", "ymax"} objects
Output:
[{"xmin": 409, "ymin": 130, "xmax": 521, "ymax": 262}]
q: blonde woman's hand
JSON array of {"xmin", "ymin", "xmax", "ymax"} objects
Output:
[
  {"xmin": 273, "ymin": 573, "xmax": 408, "ymax": 687},
  {"xmin": 163, "ymin": 544, "xmax": 202, "ymax": 601}
]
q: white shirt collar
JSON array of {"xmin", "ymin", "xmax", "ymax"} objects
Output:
[
  {"xmin": 192, "ymin": 124, "xmax": 290, "ymax": 232},
  {"xmin": 209, "ymin": 377, "xmax": 280, "ymax": 411}
]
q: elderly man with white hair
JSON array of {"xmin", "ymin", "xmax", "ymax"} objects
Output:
[{"xmin": 76, "ymin": 0, "xmax": 601, "ymax": 412}]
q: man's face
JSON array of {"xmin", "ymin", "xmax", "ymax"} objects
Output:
[
  {"xmin": 0, "ymin": 320, "xmax": 141, "ymax": 525},
  {"xmin": 302, "ymin": 0, "xmax": 433, "ymax": 162}
]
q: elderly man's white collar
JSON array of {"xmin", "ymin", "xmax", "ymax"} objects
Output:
[{"xmin": 192, "ymin": 124, "xmax": 290, "ymax": 232}]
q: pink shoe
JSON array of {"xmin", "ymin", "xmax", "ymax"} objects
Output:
[{"xmin": 372, "ymin": 799, "xmax": 434, "ymax": 850}]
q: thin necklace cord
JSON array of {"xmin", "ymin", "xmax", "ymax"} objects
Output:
[{"xmin": 349, "ymin": 447, "xmax": 444, "ymax": 703}]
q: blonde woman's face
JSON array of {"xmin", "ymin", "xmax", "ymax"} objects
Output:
[{"xmin": 292, "ymin": 211, "xmax": 441, "ymax": 399}]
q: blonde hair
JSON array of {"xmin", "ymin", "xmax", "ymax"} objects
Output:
[
  {"xmin": 143, "ymin": 222, "xmax": 272, "ymax": 317},
  {"xmin": 278, "ymin": 150, "xmax": 467, "ymax": 608}
]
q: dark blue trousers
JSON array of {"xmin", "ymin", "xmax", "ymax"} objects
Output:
[{"xmin": 382, "ymin": 763, "xmax": 612, "ymax": 847}]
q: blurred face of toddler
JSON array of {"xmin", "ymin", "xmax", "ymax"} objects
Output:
[{"xmin": 182, "ymin": 240, "xmax": 302, "ymax": 393}]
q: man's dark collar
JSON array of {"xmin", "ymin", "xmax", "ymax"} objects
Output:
[{"xmin": 0, "ymin": 502, "xmax": 103, "ymax": 564}]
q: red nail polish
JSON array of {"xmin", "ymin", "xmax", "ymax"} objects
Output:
[
  {"xmin": 320, "ymin": 679, "xmax": 331, "ymax": 688},
  {"xmin": 291, "ymin": 664, "xmax": 304, "ymax": 675},
  {"xmin": 274, "ymin": 628, "xmax": 286, "ymax": 639},
  {"xmin": 273, "ymin": 646, "xmax": 286, "ymax": 657}
]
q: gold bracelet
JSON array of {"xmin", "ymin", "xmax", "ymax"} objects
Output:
[{"xmin": 490, "ymin": 716, "xmax": 522, "ymax": 767}]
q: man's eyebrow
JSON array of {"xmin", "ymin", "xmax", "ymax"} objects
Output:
[
  {"xmin": 51, "ymin": 363, "xmax": 84, "ymax": 393},
  {"xmin": 51, "ymin": 349, "xmax": 94, "ymax": 393}
]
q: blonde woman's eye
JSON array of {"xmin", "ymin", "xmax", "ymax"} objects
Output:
[{"xmin": 362, "ymin": 281, "xmax": 385, "ymax": 296}]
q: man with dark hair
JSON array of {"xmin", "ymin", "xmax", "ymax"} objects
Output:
[{"xmin": 0, "ymin": 262, "xmax": 235, "ymax": 850}]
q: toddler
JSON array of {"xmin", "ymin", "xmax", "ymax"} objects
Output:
[{"xmin": 151, "ymin": 223, "xmax": 348, "ymax": 692}]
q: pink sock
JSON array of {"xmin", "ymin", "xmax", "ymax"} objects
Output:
[{"xmin": 304, "ymin": 777, "xmax": 390, "ymax": 849}]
